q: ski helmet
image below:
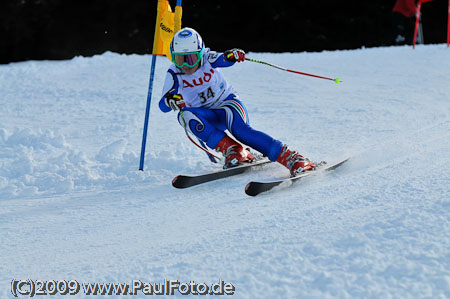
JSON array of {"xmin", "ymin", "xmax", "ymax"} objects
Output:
[{"xmin": 170, "ymin": 28, "xmax": 205, "ymax": 68}]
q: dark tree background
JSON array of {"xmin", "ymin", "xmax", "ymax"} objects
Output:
[{"xmin": 0, "ymin": 0, "xmax": 448, "ymax": 64}]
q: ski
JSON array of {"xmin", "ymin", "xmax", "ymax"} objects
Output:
[
  {"xmin": 172, "ymin": 157, "xmax": 271, "ymax": 189},
  {"xmin": 245, "ymin": 158, "xmax": 350, "ymax": 196}
]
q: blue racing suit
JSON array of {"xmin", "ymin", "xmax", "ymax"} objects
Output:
[{"xmin": 159, "ymin": 49, "xmax": 283, "ymax": 161}]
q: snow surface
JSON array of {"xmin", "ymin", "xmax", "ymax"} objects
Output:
[{"xmin": 1, "ymin": 45, "xmax": 450, "ymax": 298}]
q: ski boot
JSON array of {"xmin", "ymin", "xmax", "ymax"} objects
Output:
[
  {"xmin": 276, "ymin": 145, "xmax": 316, "ymax": 177},
  {"xmin": 215, "ymin": 136, "xmax": 255, "ymax": 168}
]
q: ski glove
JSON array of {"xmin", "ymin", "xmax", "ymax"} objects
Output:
[
  {"xmin": 224, "ymin": 48, "xmax": 245, "ymax": 63},
  {"xmin": 164, "ymin": 91, "xmax": 185, "ymax": 111}
]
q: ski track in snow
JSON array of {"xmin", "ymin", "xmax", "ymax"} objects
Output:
[{"xmin": 1, "ymin": 46, "xmax": 450, "ymax": 298}]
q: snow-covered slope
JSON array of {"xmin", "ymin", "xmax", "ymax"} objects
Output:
[{"xmin": 1, "ymin": 45, "xmax": 449, "ymax": 298}]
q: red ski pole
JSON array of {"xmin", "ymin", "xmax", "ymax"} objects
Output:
[{"xmin": 245, "ymin": 58, "xmax": 341, "ymax": 83}]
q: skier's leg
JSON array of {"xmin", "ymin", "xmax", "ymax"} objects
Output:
[
  {"xmin": 178, "ymin": 107, "xmax": 226, "ymax": 149},
  {"xmin": 217, "ymin": 96, "xmax": 283, "ymax": 161},
  {"xmin": 218, "ymin": 96, "xmax": 315, "ymax": 176},
  {"xmin": 179, "ymin": 107, "xmax": 255, "ymax": 167}
]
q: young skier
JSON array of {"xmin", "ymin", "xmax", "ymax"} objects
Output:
[{"xmin": 159, "ymin": 27, "xmax": 315, "ymax": 176}]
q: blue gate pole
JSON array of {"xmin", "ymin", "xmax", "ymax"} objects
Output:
[{"xmin": 139, "ymin": 54, "xmax": 157, "ymax": 171}]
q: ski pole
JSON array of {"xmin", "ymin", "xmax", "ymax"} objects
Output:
[{"xmin": 245, "ymin": 57, "xmax": 341, "ymax": 83}]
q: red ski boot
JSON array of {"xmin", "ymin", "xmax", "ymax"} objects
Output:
[
  {"xmin": 276, "ymin": 145, "xmax": 316, "ymax": 177},
  {"xmin": 215, "ymin": 136, "xmax": 255, "ymax": 168}
]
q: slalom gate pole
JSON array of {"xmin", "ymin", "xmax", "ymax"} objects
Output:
[
  {"xmin": 245, "ymin": 57, "xmax": 341, "ymax": 83},
  {"xmin": 413, "ymin": 1, "xmax": 423, "ymax": 49},
  {"xmin": 448, "ymin": 0, "xmax": 450, "ymax": 47},
  {"xmin": 139, "ymin": 54, "xmax": 157, "ymax": 171}
]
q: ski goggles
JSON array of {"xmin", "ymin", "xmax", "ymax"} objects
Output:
[{"xmin": 172, "ymin": 49, "xmax": 204, "ymax": 68}]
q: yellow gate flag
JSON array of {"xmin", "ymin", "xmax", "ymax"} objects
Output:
[{"xmin": 152, "ymin": 0, "xmax": 182, "ymax": 60}]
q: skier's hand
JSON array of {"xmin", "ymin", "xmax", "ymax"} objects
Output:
[
  {"xmin": 224, "ymin": 48, "xmax": 245, "ymax": 63},
  {"xmin": 164, "ymin": 91, "xmax": 185, "ymax": 111}
]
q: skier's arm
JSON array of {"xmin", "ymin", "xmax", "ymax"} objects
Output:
[
  {"xmin": 209, "ymin": 49, "xmax": 246, "ymax": 68},
  {"xmin": 159, "ymin": 70, "xmax": 180, "ymax": 113}
]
